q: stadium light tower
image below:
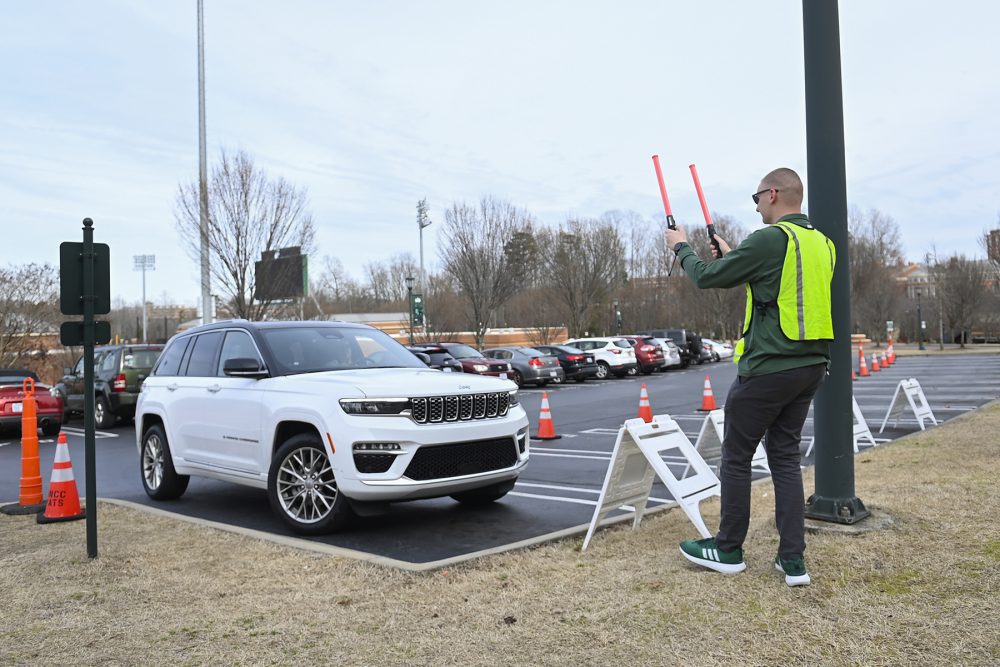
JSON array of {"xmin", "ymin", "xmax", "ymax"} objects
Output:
[{"xmin": 133, "ymin": 254, "xmax": 156, "ymax": 342}]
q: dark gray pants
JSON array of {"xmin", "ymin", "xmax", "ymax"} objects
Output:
[{"xmin": 716, "ymin": 363, "xmax": 826, "ymax": 560}]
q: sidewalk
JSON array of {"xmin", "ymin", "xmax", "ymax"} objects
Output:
[{"xmin": 2, "ymin": 402, "xmax": 998, "ymax": 665}]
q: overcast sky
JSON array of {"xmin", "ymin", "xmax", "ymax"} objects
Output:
[{"xmin": 2, "ymin": 1, "xmax": 997, "ymax": 307}]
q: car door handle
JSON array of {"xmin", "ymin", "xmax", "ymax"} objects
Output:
[
  {"xmin": 167, "ymin": 383, "xmax": 179, "ymax": 391},
  {"xmin": 207, "ymin": 384, "xmax": 221, "ymax": 393}
]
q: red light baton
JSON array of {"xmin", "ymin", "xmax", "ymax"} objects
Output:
[
  {"xmin": 651, "ymin": 155, "xmax": 677, "ymax": 230},
  {"xmin": 689, "ymin": 163, "xmax": 721, "ymax": 256}
]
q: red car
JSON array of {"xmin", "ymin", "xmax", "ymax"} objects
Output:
[
  {"xmin": 620, "ymin": 336, "xmax": 666, "ymax": 375},
  {"xmin": 424, "ymin": 342, "xmax": 513, "ymax": 378},
  {"xmin": 0, "ymin": 369, "xmax": 64, "ymax": 437}
]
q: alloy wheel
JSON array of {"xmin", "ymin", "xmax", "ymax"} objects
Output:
[{"xmin": 275, "ymin": 446, "xmax": 338, "ymax": 524}]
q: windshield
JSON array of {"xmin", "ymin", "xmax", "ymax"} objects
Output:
[
  {"xmin": 445, "ymin": 344, "xmax": 483, "ymax": 359},
  {"xmin": 261, "ymin": 326, "xmax": 426, "ymax": 375}
]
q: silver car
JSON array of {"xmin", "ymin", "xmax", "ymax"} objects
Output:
[
  {"xmin": 651, "ymin": 338, "xmax": 683, "ymax": 369},
  {"xmin": 483, "ymin": 347, "xmax": 565, "ymax": 388}
]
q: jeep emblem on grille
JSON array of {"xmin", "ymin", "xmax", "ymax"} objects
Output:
[{"xmin": 458, "ymin": 384, "xmax": 471, "ymax": 390}]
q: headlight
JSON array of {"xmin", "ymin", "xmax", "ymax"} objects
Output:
[
  {"xmin": 472, "ymin": 364, "xmax": 489, "ymax": 372},
  {"xmin": 508, "ymin": 390, "xmax": 519, "ymax": 406},
  {"xmin": 339, "ymin": 398, "xmax": 409, "ymax": 415}
]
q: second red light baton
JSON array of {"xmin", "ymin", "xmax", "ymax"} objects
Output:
[{"xmin": 689, "ymin": 163, "xmax": 721, "ymax": 257}]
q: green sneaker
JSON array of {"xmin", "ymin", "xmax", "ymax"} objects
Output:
[
  {"xmin": 678, "ymin": 537, "xmax": 746, "ymax": 574},
  {"xmin": 774, "ymin": 556, "xmax": 811, "ymax": 587}
]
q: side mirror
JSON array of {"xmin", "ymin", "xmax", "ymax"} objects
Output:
[
  {"xmin": 223, "ymin": 357, "xmax": 269, "ymax": 378},
  {"xmin": 413, "ymin": 352, "xmax": 431, "ymax": 366}
]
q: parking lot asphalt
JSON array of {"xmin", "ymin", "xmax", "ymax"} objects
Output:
[{"xmin": 3, "ymin": 353, "xmax": 998, "ymax": 568}]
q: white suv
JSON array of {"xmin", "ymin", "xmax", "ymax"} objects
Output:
[
  {"xmin": 562, "ymin": 337, "xmax": 638, "ymax": 379},
  {"xmin": 136, "ymin": 321, "xmax": 529, "ymax": 535}
]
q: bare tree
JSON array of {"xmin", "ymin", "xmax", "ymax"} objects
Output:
[
  {"xmin": 0, "ymin": 263, "xmax": 60, "ymax": 368},
  {"xmin": 849, "ymin": 207, "xmax": 906, "ymax": 344},
  {"xmin": 175, "ymin": 148, "xmax": 315, "ymax": 320},
  {"xmin": 936, "ymin": 254, "xmax": 989, "ymax": 347},
  {"xmin": 539, "ymin": 219, "xmax": 626, "ymax": 337}
]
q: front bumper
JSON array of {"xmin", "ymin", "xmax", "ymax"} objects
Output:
[{"xmin": 331, "ymin": 409, "xmax": 530, "ymax": 502}]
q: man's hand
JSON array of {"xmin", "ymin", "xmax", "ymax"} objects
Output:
[
  {"xmin": 665, "ymin": 224, "xmax": 687, "ymax": 249},
  {"xmin": 710, "ymin": 234, "xmax": 732, "ymax": 258}
]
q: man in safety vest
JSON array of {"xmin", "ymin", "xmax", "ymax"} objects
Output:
[{"xmin": 665, "ymin": 167, "xmax": 833, "ymax": 587}]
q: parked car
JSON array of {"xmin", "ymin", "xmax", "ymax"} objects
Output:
[
  {"xmin": 562, "ymin": 337, "xmax": 638, "ymax": 379},
  {"xmin": 620, "ymin": 335, "xmax": 665, "ymax": 375},
  {"xmin": 483, "ymin": 347, "xmax": 565, "ymax": 388},
  {"xmin": 55, "ymin": 344, "xmax": 163, "ymax": 429},
  {"xmin": 640, "ymin": 329, "xmax": 705, "ymax": 367},
  {"xmin": 406, "ymin": 345, "xmax": 464, "ymax": 373},
  {"xmin": 0, "ymin": 369, "xmax": 63, "ymax": 437},
  {"xmin": 424, "ymin": 342, "xmax": 513, "ymax": 378},
  {"xmin": 703, "ymin": 339, "xmax": 734, "ymax": 361},
  {"xmin": 532, "ymin": 344, "xmax": 600, "ymax": 383},
  {"xmin": 136, "ymin": 320, "xmax": 529, "ymax": 535},
  {"xmin": 649, "ymin": 338, "xmax": 683, "ymax": 369}
]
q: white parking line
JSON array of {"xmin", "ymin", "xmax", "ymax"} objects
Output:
[
  {"xmin": 531, "ymin": 451, "xmax": 612, "ymax": 461},
  {"xmin": 61, "ymin": 426, "xmax": 119, "ymax": 439},
  {"xmin": 516, "ymin": 481, "xmax": 672, "ymax": 504}
]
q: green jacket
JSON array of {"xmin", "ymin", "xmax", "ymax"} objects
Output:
[{"xmin": 676, "ymin": 213, "xmax": 831, "ymax": 377}]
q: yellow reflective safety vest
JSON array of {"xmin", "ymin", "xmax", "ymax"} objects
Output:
[{"xmin": 733, "ymin": 221, "xmax": 835, "ymax": 363}]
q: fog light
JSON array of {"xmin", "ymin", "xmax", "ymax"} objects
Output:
[{"xmin": 352, "ymin": 442, "xmax": 402, "ymax": 452}]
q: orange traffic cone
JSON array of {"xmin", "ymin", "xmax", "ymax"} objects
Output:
[
  {"xmin": 887, "ymin": 335, "xmax": 896, "ymax": 364},
  {"xmin": 852, "ymin": 369, "xmax": 857, "ymax": 381},
  {"xmin": 870, "ymin": 353, "xmax": 880, "ymax": 372},
  {"xmin": 638, "ymin": 384, "xmax": 653, "ymax": 423},
  {"xmin": 532, "ymin": 391, "xmax": 561, "ymax": 440},
  {"xmin": 880, "ymin": 351, "xmax": 888, "ymax": 368},
  {"xmin": 858, "ymin": 344, "xmax": 869, "ymax": 377},
  {"xmin": 1, "ymin": 378, "xmax": 46, "ymax": 515},
  {"xmin": 697, "ymin": 375, "xmax": 717, "ymax": 411},
  {"xmin": 37, "ymin": 432, "xmax": 85, "ymax": 524}
]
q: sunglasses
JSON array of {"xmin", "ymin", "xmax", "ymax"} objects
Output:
[{"xmin": 752, "ymin": 188, "xmax": 778, "ymax": 205}]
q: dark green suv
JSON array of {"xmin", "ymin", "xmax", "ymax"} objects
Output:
[{"xmin": 55, "ymin": 344, "xmax": 163, "ymax": 429}]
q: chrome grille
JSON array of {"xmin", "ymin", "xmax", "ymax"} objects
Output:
[{"xmin": 410, "ymin": 392, "xmax": 511, "ymax": 424}]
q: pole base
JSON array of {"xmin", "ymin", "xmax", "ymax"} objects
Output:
[{"xmin": 805, "ymin": 493, "xmax": 871, "ymax": 525}]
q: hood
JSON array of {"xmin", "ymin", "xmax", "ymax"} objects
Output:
[{"xmin": 279, "ymin": 368, "xmax": 517, "ymax": 398}]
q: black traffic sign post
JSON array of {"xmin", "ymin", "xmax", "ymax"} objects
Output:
[{"xmin": 59, "ymin": 218, "xmax": 111, "ymax": 558}]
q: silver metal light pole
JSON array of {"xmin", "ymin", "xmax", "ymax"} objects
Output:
[
  {"xmin": 133, "ymin": 255, "xmax": 156, "ymax": 342},
  {"xmin": 197, "ymin": 0, "xmax": 212, "ymax": 324},
  {"xmin": 417, "ymin": 199, "xmax": 432, "ymax": 326}
]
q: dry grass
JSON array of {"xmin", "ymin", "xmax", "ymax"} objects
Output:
[{"xmin": 2, "ymin": 404, "xmax": 999, "ymax": 666}]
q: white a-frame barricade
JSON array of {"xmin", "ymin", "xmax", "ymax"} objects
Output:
[
  {"xmin": 879, "ymin": 378, "xmax": 938, "ymax": 433},
  {"xmin": 805, "ymin": 395, "xmax": 878, "ymax": 457},
  {"xmin": 582, "ymin": 416, "xmax": 720, "ymax": 551},
  {"xmin": 685, "ymin": 409, "xmax": 769, "ymax": 477}
]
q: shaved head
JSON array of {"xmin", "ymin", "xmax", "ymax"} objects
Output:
[{"xmin": 760, "ymin": 168, "xmax": 804, "ymax": 207}]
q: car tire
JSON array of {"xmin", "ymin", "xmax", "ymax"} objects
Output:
[
  {"xmin": 510, "ymin": 370, "xmax": 524, "ymax": 388},
  {"xmin": 450, "ymin": 479, "xmax": 516, "ymax": 506},
  {"xmin": 626, "ymin": 366, "xmax": 639, "ymax": 377},
  {"xmin": 41, "ymin": 421, "xmax": 61, "ymax": 437},
  {"xmin": 94, "ymin": 395, "xmax": 115, "ymax": 429},
  {"xmin": 537, "ymin": 379, "xmax": 549, "ymax": 387},
  {"xmin": 268, "ymin": 433, "xmax": 353, "ymax": 535},
  {"xmin": 595, "ymin": 361, "xmax": 610, "ymax": 380},
  {"xmin": 575, "ymin": 377, "xmax": 587, "ymax": 383},
  {"xmin": 140, "ymin": 424, "xmax": 190, "ymax": 500}
]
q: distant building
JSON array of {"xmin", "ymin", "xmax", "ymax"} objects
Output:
[{"xmin": 988, "ymin": 229, "xmax": 1000, "ymax": 264}]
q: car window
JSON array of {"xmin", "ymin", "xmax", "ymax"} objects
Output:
[
  {"xmin": 100, "ymin": 351, "xmax": 118, "ymax": 373},
  {"xmin": 614, "ymin": 340, "xmax": 632, "ymax": 349},
  {"xmin": 261, "ymin": 326, "xmax": 425, "ymax": 375},
  {"xmin": 519, "ymin": 348, "xmax": 543, "ymax": 358},
  {"xmin": 216, "ymin": 331, "xmax": 263, "ymax": 376},
  {"xmin": 183, "ymin": 332, "xmax": 224, "ymax": 377},
  {"xmin": 124, "ymin": 349, "xmax": 161, "ymax": 369},
  {"xmin": 444, "ymin": 344, "xmax": 482, "ymax": 359},
  {"xmin": 154, "ymin": 339, "xmax": 191, "ymax": 377},
  {"xmin": 73, "ymin": 356, "xmax": 86, "ymax": 375},
  {"xmin": 496, "ymin": 350, "xmax": 512, "ymax": 360}
]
